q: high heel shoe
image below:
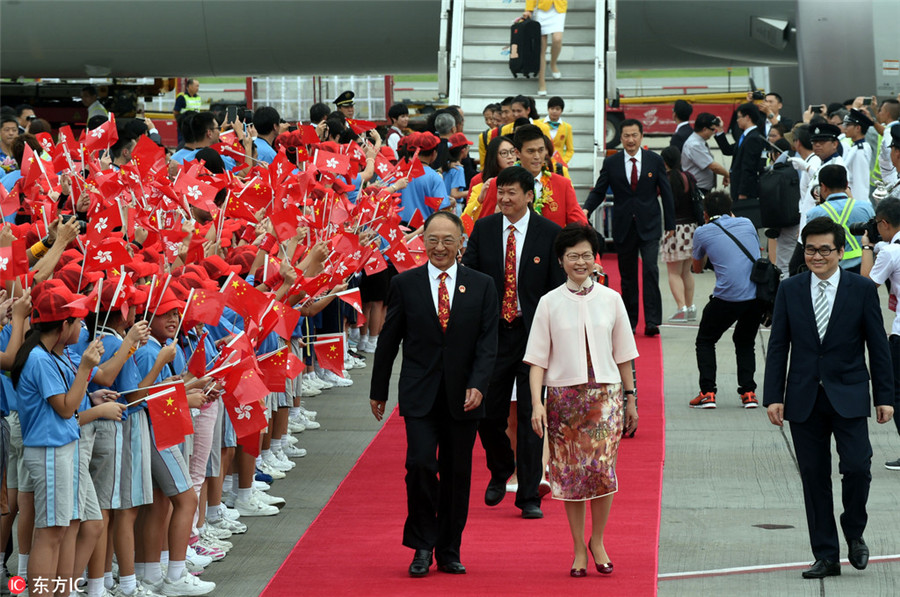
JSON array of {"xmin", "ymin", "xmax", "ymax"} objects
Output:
[
  {"xmin": 570, "ymin": 549, "xmax": 588, "ymax": 577},
  {"xmin": 588, "ymin": 539, "xmax": 614, "ymax": 574}
]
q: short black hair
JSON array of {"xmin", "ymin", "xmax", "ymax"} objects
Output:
[
  {"xmin": 87, "ymin": 115, "xmax": 108, "ymax": 130},
  {"xmin": 252, "ymin": 106, "xmax": 280, "ymax": 136},
  {"xmin": 511, "ymin": 95, "xmax": 530, "ymax": 110},
  {"xmin": 660, "ymin": 145, "xmax": 682, "ymax": 171},
  {"xmin": 547, "ymin": 96, "xmax": 565, "ymax": 110},
  {"xmin": 423, "ymin": 210, "xmax": 464, "ymax": 236},
  {"xmin": 309, "ymin": 102, "xmax": 331, "ymax": 124},
  {"xmin": 792, "ymin": 124, "xmax": 812, "ymax": 150},
  {"xmin": 324, "ymin": 118, "xmax": 345, "ymax": 140},
  {"xmin": 554, "ymin": 223, "xmax": 599, "ymax": 260},
  {"xmin": 495, "ymin": 165, "xmax": 535, "ymax": 196},
  {"xmin": 766, "ymin": 92, "xmax": 784, "ymax": 104},
  {"xmin": 387, "ymin": 103, "xmax": 408, "ymax": 121},
  {"xmin": 512, "ymin": 123, "xmax": 545, "ymax": 149},
  {"xmin": 693, "ymin": 112, "xmax": 718, "ymax": 132},
  {"xmin": 673, "ymin": 99, "xmax": 692, "ymax": 122},
  {"xmin": 195, "ymin": 147, "xmax": 227, "ymax": 174},
  {"xmin": 875, "ymin": 197, "xmax": 900, "ymax": 227},
  {"xmin": 11, "ymin": 134, "xmax": 41, "ymax": 168},
  {"xmin": 0, "ymin": 114, "xmax": 17, "ymax": 128},
  {"xmin": 818, "ymin": 164, "xmax": 848, "ymax": 190},
  {"xmin": 703, "ymin": 190, "xmax": 732, "ymax": 218},
  {"xmin": 14, "ymin": 104, "xmax": 33, "ymax": 117},
  {"xmin": 620, "ymin": 118, "xmax": 643, "ymax": 134},
  {"xmin": 737, "ymin": 102, "xmax": 761, "ymax": 123},
  {"xmin": 181, "ymin": 111, "xmax": 217, "ymax": 144},
  {"xmin": 110, "ymin": 132, "xmax": 137, "ymax": 160},
  {"xmin": 82, "ymin": 84, "xmax": 99, "ymax": 97},
  {"xmin": 801, "ymin": 216, "xmax": 845, "ymax": 248},
  {"xmin": 500, "ymin": 96, "xmax": 514, "ymax": 107}
]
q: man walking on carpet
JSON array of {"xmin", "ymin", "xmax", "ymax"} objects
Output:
[{"xmin": 369, "ymin": 212, "xmax": 499, "ymax": 577}]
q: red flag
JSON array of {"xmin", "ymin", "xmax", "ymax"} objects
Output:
[
  {"xmin": 346, "ymin": 118, "xmax": 377, "ymax": 135},
  {"xmin": 0, "ymin": 183, "xmax": 18, "ymax": 219},
  {"xmin": 131, "ymin": 135, "xmax": 167, "ymax": 179},
  {"xmin": 0, "ymin": 240, "xmax": 29, "ymax": 283},
  {"xmin": 384, "ymin": 242, "xmax": 416, "ymax": 273},
  {"xmin": 268, "ymin": 205, "xmax": 303, "ymax": 243},
  {"xmin": 186, "ymin": 333, "xmax": 208, "ymax": 378},
  {"xmin": 146, "ymin": 384, "xmax": 194, "ymax": 450},
  {"xmin": 337, "ymin": 288, "xmax": 363, "ymax": 314},
  {"xmin": 461, "ymin": 213, "xmax": 475, "ymax": 237},
  {"xmin": 222, "ymin": 276, "xmax": 269, "ymax": 324},
  {"xmin": 267, "ymin": 300, "xmax": 302, "ymax": 341},
  {"xmin": 551, "ymin": 150, "xmax": 569, "ymax": 169},
  {"xmin": 424, "ymin": 195, "xmax": 446, "ymax": 211},
  {"xmin": 174, "ymin": 171, "xmax": 221, "ymax": 214},
  {"xmin": 84, "ymin": 238, "xmax": 132, "ymax": 273},
  {"xmin": 408, "ymin": 209, "xmax": 424, "ymax": 230},
  {"xmin": 363, "ymin": 250, "xmax": 388, "ymax": 276},
  {"xmin": 257, "ymin": 347, "xmax": 303, "ymax": 392},
  {"xmin": 86, "ymin": 202, "xmax": 124, "ymax": 246},
  {"xmin": 313, "ymin": 149, "xmax": 351, "ymax": 177},
  {"xmin": 221, "ymin": 392, "xmax": 268, "ymax": 442},
  {"xmin": 224, "ymin": 359, "xmax": 271, "ymax": 405},
  {"xmin": 183, "ymin": 288, "xmax": 226, "ymax": 329},
  {"xmin": 83, "ymin": 115, "xmax": 119, "ymax": 152},
  {"xmin": 314, "ymin": 336, "xmax": 344, "ymax": 376},
  {"xmin": 373, "ymin": 154, "xmax": 395, "ymax": 180},
  {"xmin": 34, "ymin": 133, "xmax": 54, "ymax": 154}
]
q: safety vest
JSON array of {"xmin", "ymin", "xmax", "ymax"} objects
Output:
[
  {"xmin": 820, "ymin": 198, "xmax": 862, "ymax": 260},
  {"xmin": 180, "ymin": 93, "xmax": 203, "ymax": 112},
  {"xmin": 871, "ymin": 122, "xmax": 896, "ymax": 187}
]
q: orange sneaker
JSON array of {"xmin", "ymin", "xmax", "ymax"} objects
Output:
[
  {"xmin": 740, "ymin": 391, "xmax": 759, "ymax": 409},
  {"xmin": 689, "ymin": 392, "xmax": 716, "ymax": 409}
]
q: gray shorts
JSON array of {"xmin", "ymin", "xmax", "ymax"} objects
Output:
[
  {"xmin": 87, "ymin": 419, "xmax": 123, "ymax": 510},
  {"xmin": 222, "ymin": 407, "xmax": 236, "ymax": 449},
  {"xmin": 205, "ymin": 402, "xmax": 223, "ymax": 478},
  {"xmin": 24, "ymin": 442, "xmax": 76, "ymax": 528},
  {"xmin": 118, "ymin": 409, "xmax": 153, "ymax": 509},
  {"xmin": 7, "ymin": 412, "xmax": 31, "ymax": 492},
  {"xmin": 150, "ymin": 441, "xmax": 192, "ymax": 498},
  {"xmin": 290, "ymin": 339, "xmax": 305, "ymax": 397},
  {"xmin": 76, "ymin": 424, "xmax": 102, "ymax": 522}
]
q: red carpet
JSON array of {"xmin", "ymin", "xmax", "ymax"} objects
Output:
[{"xmin": 262, "ymin": 256, "xmax": 665, "ymax": 596}]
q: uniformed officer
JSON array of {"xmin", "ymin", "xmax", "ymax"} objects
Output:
[
  {"xmin": 843, "ymin": 109, "xmax": 875, "ymax": 203},
  {"xmin": 807, "ymin": 123, "xmax": 845, "ymax": 204},
  {"xmin": 334, "ymin": 90, "xmax": 355, "ymax": 120}
]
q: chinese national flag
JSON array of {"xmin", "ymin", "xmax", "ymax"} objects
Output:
[
  {"xmin": 408, "ymin": 209, "xmax": 425, "ymax": 230},
  {"xmin": 257, "ymin": 347, "xmax": 303, "ymax": 392},
  {"xmin": 314, "ymin": 335, "xmax": 344, "ymax": 376},
  {"xmin": 313, "ymin": 149, "xmax": 351, "ymax": 177},
  {"xmin": 222, "ymin": 392, "xmax": 268, "ymax": 451},
  {"xmin": 397, "ymin": 155, "xmax": 425, "ymax": 180},
  {"xmin": 263, "ymin": 300, "xmax": 302, "ymax": 342},
  {"xmin": 337, "ymin": 288, "xmax": 363, "ymax": 314},
  {"xmin": 183, "ymin": 288, "xmax": 226, "ymax": 329},
  {"xmin": 461, "ymin": 213, "xmax": 475, "ymax": 237},
  {"xmin": 222, "ymin": 276, "xmax": 269, "ymax": 324},
  {"xmin": 186, "ymin": 333, "xmax": 208, "ymax": 378},
  {"xmin": 146, "ymin": 384, "xmax": 194, "ymax": 450},
  {"xmin": 224, "ymin": 359, "xmax": 271, "ymax": 405},
  {"xmin": 83, "ymin": 114, "xmax": 119, "ymax": 152},
  {"xmin": 424, "ymin": 195, "xmax": 446, "ymax": 211},
  {"xmin": 0, "ymin": 182, "xmax": 19, "ymax": 219},
  {"xmin": 346, "ymin": 118, "xmax": 376, "ymax": 135},
  {"xmin": 268, "ymin": 205, "xmax": 303, "ymax": 243},
  {"xmin": 131, "ymin": 135, "xmax": 167, "ymax": 179}
]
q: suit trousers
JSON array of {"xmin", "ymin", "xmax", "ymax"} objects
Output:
[
  {"xmin": 402, "ymin": 386, "xmax": 478, "ymax": 564},
  {"xmin": 695, "ymin": 297, "xmax": 761, "ymax": 395},
  {"xmin": 789, "ymin": 387, "xmax": 872, "ymax": 561},
  {"xmin": 477, "ymin": 321, "xmax": 544, "ymax": 510},
  {"xmin": 616, "ymin": 222, "xmax": 662, "ymax": 329}
]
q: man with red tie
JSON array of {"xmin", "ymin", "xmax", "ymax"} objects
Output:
[
  {"xmin": 584, "ymin": 119, "xmax": 675, "ymax": 335},
  {"xmin": 370, "ymin": 212, "xmax": 498, "ymax": 578},
  {"xmin": 462, "ymin": 166, "xmax": 565, "ymax": 519}
]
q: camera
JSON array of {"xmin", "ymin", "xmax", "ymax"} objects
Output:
[
  {"xmin": 61, "ymin": 213, "xmax": 88, "ymax": 234},
  {"xmin": 751, "ymin": 90, "xmax": 765, "ymax": 100},
  {"xmin": 848, "ymin": 218, "xmax": 881, "ymax": 243}
]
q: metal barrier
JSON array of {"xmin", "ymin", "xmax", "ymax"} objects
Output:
[
  {"xmin": 590, "ymin": 198, "xmax": 615, "ymax": 244},
  {"xmin": 252, "ymin": 75, "xmax": 387, "ymax": 121}
]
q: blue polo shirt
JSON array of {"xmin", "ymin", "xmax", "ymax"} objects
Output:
[
  {"xmin": 443, "ymin": 164, "xmax": 466, "ymax": 201},
  {"xmin": 398, "ymin": 165, "xmax": 450, "ymax": 223},
  {"xmin": 16, "ymin": 348, "xmax": 81, "ymax": 447},
  {"xmin": 692, "ymin": 215, "xmax": 759, "ymax": 302},
  {"xmin": 171, "ymin": 148, "xmax": 238, "ymax": 171},
  {"xmin": 804, "ymin": 193, "xmax": 874, "ymax": 270},
  {"xmin": 0, "ymin": 325, "xmax": 15, "ymax": 414},
  {"xmin": 254, "ymin": 138, "xmax": 277, "ymax": 164},
  {"xmin": 87, "ymin": 331, "xmax": 145, "ymax": 418}
]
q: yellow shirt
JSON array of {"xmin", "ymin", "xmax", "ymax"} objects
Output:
[
  {"xmin": 540, "ymin": 118, "xmax": 574, "ymax": 165},
  {"xmin": 526, "ymin": 0, "xmax": 567, "ymax": 13},
  {"xmin": 501, "ymin": 119, "xmax": 551, "ymax": 139},
  {"xmin": 463, "ymin": 182, "xmax": 487, "ymax": 220}
]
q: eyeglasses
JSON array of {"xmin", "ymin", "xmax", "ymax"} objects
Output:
[
  {"xmin": 876, "ymin": 219, "xmax": 887, "ymax": 225},
  {"xmin": 564, "ymin": 252, "xmax": 595, "ymax": 263},
  {"xmin": 803, "ymin": 246, "xmax": 837, "ymax": 256},
  {"xmin": 498, "ymin": 150, "xmax": 516, "ymax": 157},
  {"xmin": 26, "ymin": 115, "xmax": 37, "ymax": 121},
  {"xmin": 425, "ymin": 236, "xmax": 460, "ymax": 247}
]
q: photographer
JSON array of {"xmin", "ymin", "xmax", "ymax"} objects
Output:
[{"xmin": 861, "ymin": 196, "xmax": 900, "ymax": 470}]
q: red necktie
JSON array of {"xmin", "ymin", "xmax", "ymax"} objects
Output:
[
  {"xmin": 630, "ymin": 157, "xmax": 638, "ymax": 191},
  {"xmin": 437, "ymin": 272, "xmax": 450, "ymax": 332},
  {"xmin": 502, "ymin": 225, "xmax": 518, "ymax": 323}
]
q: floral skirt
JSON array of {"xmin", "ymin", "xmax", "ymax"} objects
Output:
[
  {"xmin": 660, "ymin": 222, "xmax": 697, "ymax": 263},
  {"xmin": 546, "ymin": 379, "xmax": 623, "ymax": 501}
]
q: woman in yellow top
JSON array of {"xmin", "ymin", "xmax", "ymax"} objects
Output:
[
  {"xmin": 540, "ymin": 96, "xmax": 575, "ymax": 165},
  {"xmin": 463, "ymin": 135, "xmax": 517, "ymax": 220},
  {"xmin": 523, "ymin": 0, "xmax": 568, "ymax": 96}
]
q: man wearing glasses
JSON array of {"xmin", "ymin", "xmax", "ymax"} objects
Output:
[
  {"xmin": 689, "ymin": 191, "xmax": 762, "ymax": 410},
  {"xmin": 764, "ymin": 216, "xmax": 893, "ymax": 579}
]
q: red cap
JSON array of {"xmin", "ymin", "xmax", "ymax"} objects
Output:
[
  {"xmin": 99, "ymin": 276, "xmax": 134, "ymax": 312},
  {"xmin": 168, "ymin": 279, "xmax": 191, "ymax": 302},
  {"xmin": 202, "ymin": 255, "xmax": 240, "ymax": 280},
  {"xmin": 148, "ymin": 288, "xmax": 184, "ymax": 318},
  {"xmin": 448, "ymin": 132, "xmax": 473, "ymax": 149},
  {"xmin": 55, "ymin": 265, "xmax": 102, "ymax": 293},
  {"xmin": 409, "ymin": 131, "xmax": 440, "ymax": 152},
  {"xmin": 32, "ymin": 279, "xmax": 89, "ymax": 323}
]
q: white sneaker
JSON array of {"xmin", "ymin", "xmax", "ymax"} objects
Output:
[
  {"xmin": 297, "ymin": 413, "xmax": 320, "ymax": 430},
  {"xmin": 283, "ymin": 432, "xmax": 299, "ymax": 446},
  {"xmin": 273, "ymin": 450, "xmax": 296, "ymax": 470},
  {"xmin": 298, "ymin": 403, "xmax": 317, "ymax": 419},
  {"xmin": 184, "ymin": 558, "xmax": 204, "ymax": 575},
  {"xmin": 321, "ymin": 369, "xmax": 353, "ymax": 387},
  {"xmin": 161, "ymin": 570, "xmax": 215, "ymax": 596},
  {"xmin": 350, "ymin": 356, "xmax": 366, "ymax": 369},
  {"xmin": 141, "ymin": 579, "xmax": 164, "ymax": 595},
  {"xmin": 258, "ymin": 460, "xmax": 286, "ymax": 479},
  {"xmin": 185, "ymin": 545, "xmax": 213, "ymax": 568},
  {"xmin": 308, "ymin": 372, "xmax": 333, "ymax": 390},
  {"xmin": 223, "ymin": 506, "xmax": 240, "ymax": 521},
  {"xmin": 111, "ymin": 584, "xmax": 163, "ymax": 597},
  {"xmin": 208, "ymin": 517, "xmax": 246, "ymax": 535},
  {"xmin": 282, "ymin": 443, "xmax": 307, "ymax": 458},
  {"xmin": 252, "ymin": 487, "xmax": 285, "ymax": 507},
  {"xmin": 300, "ymin": 380, "xmax": 321, "ymax": 397},
  {"xmin": 252, "ymin": 479, "xmax": 270, "ymax": 492},
  {"xmin": 361, "ymin": 338, "xmax": 377, "ymax": 353},
  {"xmin": 348, "ymin": 328, "xmax": 361, "ymax": 345},
  {"xmin": 287, "ymin": 418, "xmax": 306, "ymax": 433},
  {"xmin": 263, "ymin": 451, "xmax": 293, "ymax": 472},
  {"xmin": 200, "ymin": 531, "xmax": 232, "ymax": 552},
  {"xmin": 222, "ymin": 491, "xmax": 236, "ymax": 508},
  {"xmin": 191, "ymin": 539, "xmax": 225, "ymax": 562},
  {"xmin": 235, "ymin": 494, "xmax": 279, "ymax": 517},
  {"xmin": 202, "ymin": 524, "xmax": 232, "ymax": 540}
]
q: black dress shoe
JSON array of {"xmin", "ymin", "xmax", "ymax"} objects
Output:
[
  {"xmin": 521, "ymin": 504, "xmax": 543, "ymax": 519},
  {"xmin": 409, "ymin": 549, "xmax": 433, "ymax": 577},
  {"xmin": 801, "ymin": 559, "xmax": 841, "ymax": 579},
  {"xmin": 484, "ymin": 479, "xmax": 507, "ymax": 506},
  {"xmin": 644, "ymin": 324, "xmax": 660, "ymax": 337},
  {"xmin": 848, "ymin": 538, "xmax": 869, "ymax": 570},
  {"xmin": 437, "ymin": 561, "xmax": 466, "ymax": 574}
]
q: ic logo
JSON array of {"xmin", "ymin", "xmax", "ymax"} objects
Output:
[{"xmin": 8, "ymin": 576, "xmax": 26, "ymax": 594}]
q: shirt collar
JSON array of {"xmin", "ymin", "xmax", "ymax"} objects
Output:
[
  {"xmin": 503, "ymin": 208, "xmax": 530, "ymax": 234},
  {"xmin": 625, "ymin": 149, "xmax": 642, "ymax": 164},
  {"xmin": 742, "ymin": 125, "xmax": 758, "ymax": 136},
  {"xmin": 675, "ymin": 121, "xmax": 690, "ymax": 130},
  {"xmin": 812, "ymin": 267, "xmax": 841, "ymax": 289},
  {"xmin": 427, "ymin": 261, "xmax": 457, "ymax": 281}
]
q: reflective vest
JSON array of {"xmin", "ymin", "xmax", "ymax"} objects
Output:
[
  {"xmin": 180, "ymin": 93, "xmax": 203, "ymax": 112},
  {"xmin": 820, "ymin": 198, "xmax": 862, "ymax": 260}
]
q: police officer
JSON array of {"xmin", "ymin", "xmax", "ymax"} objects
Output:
[
  {"xmin": 843, "ymin": 109, "xmax": 875, "ymax": 203},
  {"xmin": 334, "ymin": 90, "xmax": 355, "ymax": 120},
  {"xmin": 807, "ymin": 123, "xmax": 845, "ymax": 205},
  {"xmin": 173, "ymin": 78, "xmax": 202, "ymax": 116}
]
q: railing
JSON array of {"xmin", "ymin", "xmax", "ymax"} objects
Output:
[
  {"xmin": 447, "ymin": 0, "xmax": 464, "ymax": 105},
  {"xmin": 252, "ymin": 76, "xmax": 389, "ymax": 122},
  {"xmin": 593, "ymin": 0, "xmax": 609, "ymax": 183}
]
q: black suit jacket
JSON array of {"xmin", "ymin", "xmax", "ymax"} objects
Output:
[
  {"xmin": 715, "ymin": 127, "xmax": 766, "ymax": 200},
  {"xmin": 369, "ymin": 265, "xmax": 498, "ymax": 420},
  {"xmin": 584, "ymin": 149, "xmax": 675, "ymax": 244},
  {"xmin": 669, "ymin": 123, "xmax": 693, "ymax": 151},
  {"xmin": 763, "ymin": 270, "xmax": 893, "ymax": 423},
  {"xmin": 461, "ymin": 211, "xmax": 564, "ymax": 330}
]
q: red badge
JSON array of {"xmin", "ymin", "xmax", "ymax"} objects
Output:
[
  {"xmin": 533, "ymin": 257, "xmax": 541, "ymax": 264},
  {"xmin": 648, "ymin": 172, "xmax": 653, "ymax": 178},
  {"xmin": 458, "ymin": 285, "xmax": 466, "ymax": 294}
]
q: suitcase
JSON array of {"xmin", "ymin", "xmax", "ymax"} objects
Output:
[{"xmin": 509, "ymin": 17, "xmax": 542, "ymax": 78}]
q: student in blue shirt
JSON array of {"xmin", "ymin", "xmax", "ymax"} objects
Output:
[{"xmin": 397, "ymin": 132, "xmax": 451, "ymax": 223}]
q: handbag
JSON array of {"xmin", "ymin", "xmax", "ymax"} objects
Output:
[{"xmin": 711, "ymin": 220, "xmax": 782, "ymax": 327}]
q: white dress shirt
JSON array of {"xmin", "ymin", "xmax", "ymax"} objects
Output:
[
  {"xmin": 623, "ymin": 149, "xmax": 642, "ymax": 181},
  {"xmin": 502, "ymin": 209, "xmax": 530, "ymax": 315},
  {"xmin": 810, "ymin": 267, "xmax": 841, "ymax": 330},
  {"xmin": 427, "ymin": 261, "xmax": 457, "ymax": 313}
]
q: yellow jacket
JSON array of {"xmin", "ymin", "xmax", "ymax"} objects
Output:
[
  {"xmin": 526, "ymin": 0, "xmax": 567, "ymax": 13},
  {"xmin": 463, "ymin": 182, "xmax": 487, "ymax": 220},
  {"xmin": 501, "ymin": 119, "xmax": 551, "ymax": 139},
  {"xmin": 540, "ymin": 118, "xmax": 574, "ymax": 165}
]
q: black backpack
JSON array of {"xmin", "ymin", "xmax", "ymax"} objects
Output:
[
  {"xmin": 758, "ymin": 162, "xmax": 801, "ymax": 228},
  {"xmin": 509, "ymin": 18, "xmax": 542, "ymax": 78},
  {"xmin": 712, "ymin": 220, "xmax": 782, "ymax": 327}
]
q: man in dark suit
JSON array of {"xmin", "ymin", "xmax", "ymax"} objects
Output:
[
  {"xmin": 764, "ymin": 216, "xmax": 894, "ymax": 579},
  {"xmin": 370, "ymin": 211, "xmax": 498, "ymax": 578},
  {"xmin": 669, "ymin": 99, "xmax": 693, "ymax": 151},
  {"xmin": 584, "ymin": 118, "xmax": 675, "ymax": 335},
  {"xmin": 462, "ymin": 165, "xmax": 564, "ymax": 520},
  {"xmin": 714, "ymin": 102, "xmax": 767, "ymax": 201}
]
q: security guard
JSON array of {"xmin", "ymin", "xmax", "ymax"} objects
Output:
[
  {"xmin": 334, "ymin": 90, "xmax": 355, "ymax": 120},
  {"xmin": 174, "ymin": 78, "xmax": 202, "ymax": 116},
  {"xmin": 843, "ymin": 109, "xmax": 875, "ymax": 203},
  {"xmin": 807, "ymin": 123, "xmax": 845, "ymax": 205},
  {"xmin": 805, "ymin": 163, "xmax": 874, "ymax": 273}
]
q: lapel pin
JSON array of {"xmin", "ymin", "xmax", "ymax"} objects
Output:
[
  {"xmin": 648, "ymin": 172, "xmax": 653, "ymax": 178},
  {"xmin": 458, "ymin": 285, "xmax": 466, "ymax": 293},
  {"xmin": 534, "ymin": 256, "xmax": 541, "ymax": 264}
]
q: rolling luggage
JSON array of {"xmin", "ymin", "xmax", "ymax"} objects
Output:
[{"xmin": 509, "ymin": 17, "xmax": 542, "ymax": 78}]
